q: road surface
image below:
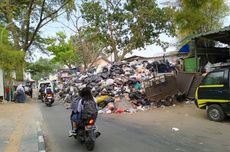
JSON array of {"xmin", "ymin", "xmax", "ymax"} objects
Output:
[{"xmin": 39, "ymin": 101, "xmax": 230, "ymax": 152}]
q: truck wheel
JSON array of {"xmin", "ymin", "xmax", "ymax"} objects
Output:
[{"xmin": 207, "ymin": 104, "xmax": 225, "ymax": 122}]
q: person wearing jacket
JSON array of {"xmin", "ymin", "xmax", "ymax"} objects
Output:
[
  {"xmin": 16, "ymin": 84, "xmax": 25, "ymax": 103},
  {"xmin": 69, "ymin": 87, "xmax": 98, "ymax": 137}
]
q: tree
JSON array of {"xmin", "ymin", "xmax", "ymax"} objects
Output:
[
  {"xmin": 47, "ymin": 32, "xmax": 80, "ymax": 69},
  {"xmin": 0, "ymin": 0, "xmax": 75, "ymax": 54},
  {"xmin": 174, "ymin": 0, "xmax": 229, "ymax": 38},
  {"xmin": 70, "ymin": 28, "xmax": 106, "ymax": 70},
  {"xmin": 55, "ymin": 10, "xmax": 106, "ymax": 70},
  {"xmin": 0, "ymin": 25, "xmax": 25, "ymax": 82},
  {"xmin": 80, "ymin": 0, "xmax": 175, "ymax": 61},
  {"xmin": 26, "ymin": 58, "xmax": 57, "ymax": 81}
]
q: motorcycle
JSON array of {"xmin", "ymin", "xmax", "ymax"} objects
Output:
[
  {"xmin": 73, "ymin": 117, "xmax": 100, "ymax": 151},
  {"xmin": 44, "ymin": 93, "xmax": 54, "ymax": 107}
]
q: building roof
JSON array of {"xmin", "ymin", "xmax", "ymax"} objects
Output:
[
  {"xmin": 193, "ymin": 26, "xmax": 230, "ymax": 44},
  {"xmin": 123, "ymin": 56, "xmax": 146, "ymax": 62},
  {"xmin": 178, "ymin": 26, "xmax": 230, "ymax": 46}
]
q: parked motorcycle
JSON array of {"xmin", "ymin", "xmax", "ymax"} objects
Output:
[
  {"xmin": 73, "ymin": 117, "xmax": 100, "ymax": 151},
  {"xmin": 44, "ymin": 93, "xmax": 54, "ymax": 107}
]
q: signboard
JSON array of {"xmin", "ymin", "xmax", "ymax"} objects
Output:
[{"xmin": 0, "ymin": 69, "xmax": 4, "ymax": 97}]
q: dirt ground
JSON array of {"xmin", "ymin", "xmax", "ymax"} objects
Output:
[
  {"xmin": 102, "ymin": 103, "xmax": 230, "ymax": 151},
  {"xmin": 104, "ymin": 103, "xmax": 230, "ymax": 133},
  {"xmin": 0, "ymin": 101, "xmax": 42, "ymax": 152}
]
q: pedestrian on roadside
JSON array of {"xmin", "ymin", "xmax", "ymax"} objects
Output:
[
  {"xmin": 16, "ymin": 84, "xmax": 25, "ymax": 103},
  {"xmin": 175, "ymin": 59, "xmax": 183, "ymax": 72},
  {"xmin": 5, "ymin": 86, "xmax": 10, "ymax": 101}
]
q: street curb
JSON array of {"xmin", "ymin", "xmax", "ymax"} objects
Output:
[{"xmin": 36, "ymin": 121, "xmax": 46, "ymax": 152}]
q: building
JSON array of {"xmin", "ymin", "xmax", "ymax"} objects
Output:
[
  {"xmin": 58, "ymin": 69, "xmax": 72, "ymax": 82},
  {"xmin": 90, "ymin": 56, "xmax": 112, "ymax": 67},
  {"xmin": 178, "ymin": 25, "xmax": 230, "ymax": 72},
  {"xmin": 123, "ymin": 51, "xmax": 188, "ymax": 64}
]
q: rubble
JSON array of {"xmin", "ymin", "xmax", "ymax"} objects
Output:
[{"xmin": 57, "ymin": 60, "xmax": 181, "ymax": 114}]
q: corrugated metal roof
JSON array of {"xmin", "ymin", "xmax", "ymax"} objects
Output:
[{"xmin": 178, "ymin": 25, "xmax": 230, "ymax": 46}]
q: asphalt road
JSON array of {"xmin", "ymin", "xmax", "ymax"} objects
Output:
[{"xmin": 39, "ymin": 101, "xmax": 230, "ymax": 152}]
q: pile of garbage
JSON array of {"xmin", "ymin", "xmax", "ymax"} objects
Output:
[{"xmin": 57, "ymin": 60, "xmax": 177, "ymax": 114}]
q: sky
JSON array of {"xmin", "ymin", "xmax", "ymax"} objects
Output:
[{"xmin": 35, "ymin": 0, "xmax": 230, "ymax": 61}]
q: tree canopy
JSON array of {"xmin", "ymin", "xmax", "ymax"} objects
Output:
[
  {"xmin": 70, "ymin": 26, "xmax": 106, "ymax": 70},
  {"xmin": 174, "ymin": 0, "xmax": 229, "ymax": 38},
  {"xmin": 26, "ymin": 58, "xmax": 58, "ymax": 81},
  {"xmin": 47, "ymin": 32, "xmax": 80, "ymax": 69},
  {"xmin": 80, "ymin": 0, "xmax": 175, "ymax": 61},
  {"xmin": 0, "ymin": 25, "xmax": 24, "ymax": 81},
  {"xmin": 0, "ymin": 0, "xmax": 75, "ymax": 54}
]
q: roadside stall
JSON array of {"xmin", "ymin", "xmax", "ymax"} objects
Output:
[
  {"xmin": 179, "ymin": 26, "xmax": 230, "ymax": 73},
  {"xmin": 175, "ymin": 26, "xmax": 230, "ymax": 99}
]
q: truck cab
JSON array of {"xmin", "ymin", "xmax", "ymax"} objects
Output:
[{"xmin": 195, "ymin": 68, "xmax": 230, "ymax": 121}]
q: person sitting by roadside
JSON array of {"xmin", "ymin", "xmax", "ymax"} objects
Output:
[{"xmin": 16, "ymin": 84, "xmax": 25, "ymax": 103}]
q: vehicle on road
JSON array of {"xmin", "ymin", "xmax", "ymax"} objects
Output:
[
  {"xmin": 24, "ymin": 81, "xmax": 33, "ymax": 98},
  {"xmin": 72, "ymin": 117, "xmax": 100, "ymax": 151},
  {"xmin": 44, "ymin": 93, "xmax": 54, "ymax": 107},
  {"xmin": 38, "ymin": 80, "xmax": 53, "ymax": 99},
  {"xmin": 195, "ymin": 67, "xmax": 230, "ymax": 121}
]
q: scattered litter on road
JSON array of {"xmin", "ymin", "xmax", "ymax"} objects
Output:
[{"xmin": 172, "ymin": 127, "xmax": 180, "ymax": 132}]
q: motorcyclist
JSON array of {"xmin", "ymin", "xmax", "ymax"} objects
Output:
[
  {"xmin": 44, "ymin": 85, "xmax": 53, "ymax": 99},
  {"xmin": 69, "ymin": 87, "xmax": 98, "ymax": 137}
]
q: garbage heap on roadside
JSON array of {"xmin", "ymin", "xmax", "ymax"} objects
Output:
[{"xmin": 58, "ymin": 60, "xmax": 178, "ymax": 114}]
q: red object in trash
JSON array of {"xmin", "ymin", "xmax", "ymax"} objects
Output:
[{"xmin": 115, "ymin": 108, "xmax": 125, "ymax": 113}]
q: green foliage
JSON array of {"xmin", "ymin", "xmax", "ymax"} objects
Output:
[
  {"xmin": 0, "ymin": 47, "xmax": 25, "ymax": 81},
  {"xmin": 0, "ymin": 0, "xmax": 75, "ymax": 55},
  {"xmin": 174, "ymin": 0, "xmax": 229, "ymax": 38},
  {"xmin": 0, "ymin": 25, "xmax": 25, "ymax": 81},
  {"xmin": 80, "ymin": 0, "xmax": 175, "ymax": 61},
  {"xmin": 26, "ymin": 58, "xmax": 58, "ymax": 81},
  {"xmin": 47, "ymin": 32, "xmax": 80, "ymax": 68}
]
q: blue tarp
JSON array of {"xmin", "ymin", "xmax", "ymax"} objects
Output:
[{"xmin": 179, "ymin": 44, "xmax": 190, "ymax": 53}]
